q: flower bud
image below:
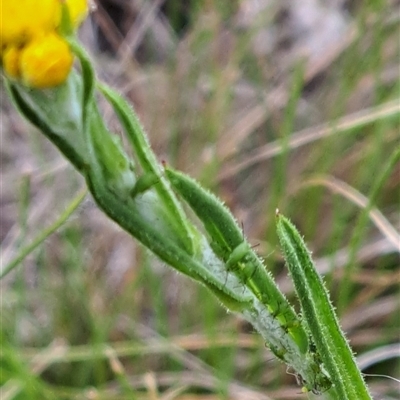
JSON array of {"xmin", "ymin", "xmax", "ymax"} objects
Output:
[{"xmin": 19, "ymin": 33, "xmax": 74, "ymax": 88}]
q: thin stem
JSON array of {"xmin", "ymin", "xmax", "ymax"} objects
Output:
[{"xmin": 1, "ymin": 189, "xmax": 87, "ymax": 279}]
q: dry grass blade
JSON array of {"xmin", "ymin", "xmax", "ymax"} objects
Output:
[
  {"xmin": 216, "ymin": 20, "xmax": 359, "ymax": 162},
  {"xmin": 124, "ymin": 371, "xmax": 274, "ymax": 400},
  {"xmin": 300, "ymin": 175, "xmax": 400, "ymax": 251},
  {"xmin": 357, "ymin": 343, "xmax": 400, "ymax": 371},
  {"xmin": 219, "ymin": 100, "xmax": 400, "ymax": 181},
  {"xmin": 314, "ymin": 238, "xmax": 397, "ymax": 276}
]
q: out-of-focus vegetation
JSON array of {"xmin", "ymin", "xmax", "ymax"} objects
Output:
[{"xmin": 1, "ymin": 1, "xmax": 399, "ymax": 399}]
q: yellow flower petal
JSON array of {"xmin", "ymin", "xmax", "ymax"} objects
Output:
[
  {"xmin": 19, "ymin": 33, "xmax": 73, "ymax": 88},
  {"xmin": 0, "ymin": 0, "xmax": 59, "ymax": 47},
  {"xmin": 66, "ymin": 0, "xmax": 89, "ymax": 27},
  {"xmin": 0, "ymin": 0, "xmax": 88, "ymax": 49},
  {"xmin": 3, "ymin": 46, "xmax": 22, "ymax": 78}
]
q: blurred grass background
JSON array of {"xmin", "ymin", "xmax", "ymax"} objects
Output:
[{"xmin": 1, "ymin": 0, "xmax": 399, "ymax": 399}]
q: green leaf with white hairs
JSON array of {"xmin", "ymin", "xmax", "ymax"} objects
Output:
[
  {"xmin": 98, "ymin": 83, "xmax": 196, "ymax": 256},
  {"xmin": 165, "ymin": 166, "xmax": 336, "ymax": 393},
  {"xmin": 276, "ymin": 213, "xmax": 372, "ymax": 398}
]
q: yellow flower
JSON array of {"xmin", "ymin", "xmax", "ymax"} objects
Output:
[
  {"xmin": 1, "ymin": 0, "xmax": 89, "ymax": 88},
  {"xmin": 1, "ymin": 0, "xmax": 88, "ymax": 48},
  {"xmin": 3, "ymin": 46, "xmax": 21, "ymax": 78},
  {"xmin": 65, "ymin": 0, "xmax": 89, "ymax": 27},
  {"xmin": 1, "ymin": 0, "xmax": 59, "ymax": 47},
  {"xmin": 19, "ymin": 33, "xmax": 74, "ymax": 88}
]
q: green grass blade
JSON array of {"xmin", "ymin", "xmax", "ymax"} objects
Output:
[
  {"xmin": 338, "ymin": 147, "xmax": 400, "ymax": 312},
  {"xmin": 1, "ymin": 189, "xmax": 87, "ymax": 279}
]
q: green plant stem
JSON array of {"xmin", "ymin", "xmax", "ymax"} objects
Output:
[{"xmin": 1, "ymin": 189, "xmax": 87, "ymax": 279}]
